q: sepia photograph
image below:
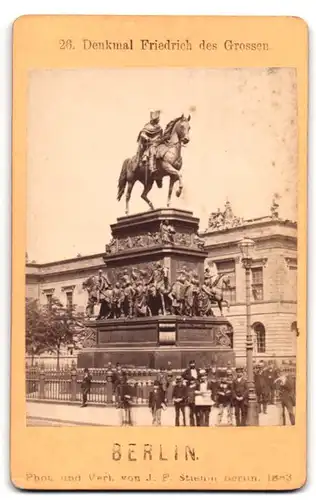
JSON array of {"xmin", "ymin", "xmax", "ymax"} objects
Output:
[{"xmin": 25, "ymin": 67, "xmax": 298, "ymax": 428}]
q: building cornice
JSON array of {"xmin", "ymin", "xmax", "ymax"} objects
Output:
[{"xmin": 204, "ymin": 234, "xmax": 297, "ymax": 252}]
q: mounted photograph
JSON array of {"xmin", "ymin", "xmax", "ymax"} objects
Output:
[{"xmin": 25, "ymin": 67, "xmax": 298, "ymax": 428}]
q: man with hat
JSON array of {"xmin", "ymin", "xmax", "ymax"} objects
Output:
[
  {"xmin": 136, "ymin": 110, "xmax": 163, "ymax": 174},
  {"xmin": 172, "ymin": 375, "xmax": 187, "ymax": 426},
  {"xmin": 254, "ymin": 362, "xmax": 269, "ymax": 414},
  {"xmin": 148, "ymin": 380, "xmax": 167, "ymax": 426},
  {"xmin": 266, "ymin": 361, "xmax": 277, "ymax": 405},
  {"xmin": 182, "ymin": 360, "xmax": 200, "ymax": 384},
  {"xmin": 274, "ymin": 367, "xmax": 295, "ymax": 425},
  {"xmin": 232, "ymin": 367, "xmax": 248, "ymax": 426}
]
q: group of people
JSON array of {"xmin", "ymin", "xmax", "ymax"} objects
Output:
[{"xmin": 80, "ymin": 359, "xmax": 296, "ymax": 427}]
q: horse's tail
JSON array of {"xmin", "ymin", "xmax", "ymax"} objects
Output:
[{"xmin": 117, "ymin": 159, "xmax": 129, "ymax": 201}]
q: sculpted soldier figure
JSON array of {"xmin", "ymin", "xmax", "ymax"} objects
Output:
[
  {"xmin": 97, "ymin": 268, "xmax": 111, "ymax": 300},
  {"xmin": 136, "ymin": 110, "xmax": 163, "ymax": 174},
  {"xmin": 122, "ymin": 276, "xmax": 135, "ymax": 318},
  {"xmin": 170, "ymin": 272, "xmax": 186, "ymax": 315},
  {"xmin": 134, "ymin": 270, "xmax": 150, "ymax": 317},
  {"xmin": 82, "ymin": 275, "xmax": 99, "ymax": 318},
  {"xmin": 197, "ymin": 277, "xmax": 215, "ymax": 317},
  {"xmin": 112, "ymin": 282, "xmax": 124, "ymax": 318},
  {"xmin": 160, "ymin": 219, "xmax": 176, "ymax": 244}
]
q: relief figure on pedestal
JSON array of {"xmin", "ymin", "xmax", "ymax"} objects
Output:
[{"xmin": 160, "ymin": 219, "xmax": 175, "ymax": 244}]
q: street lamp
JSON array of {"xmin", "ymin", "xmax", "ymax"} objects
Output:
[{"xmin": 238, "ymin": 237, "xmax": 259, "ymax": 426}]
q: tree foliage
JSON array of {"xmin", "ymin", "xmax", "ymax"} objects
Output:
[{"xmin": 25, "ymin": 296, "xmax": 87, "ymax": 358}]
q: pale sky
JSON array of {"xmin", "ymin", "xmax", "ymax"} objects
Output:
[{"xmin": 27, "ymin": 67, "xmax": 297, "ymax": 263}]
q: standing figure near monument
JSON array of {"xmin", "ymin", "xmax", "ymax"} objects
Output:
[{"xmin": 136, "ymin": 110, "xmax": 163, "ymax": 175}]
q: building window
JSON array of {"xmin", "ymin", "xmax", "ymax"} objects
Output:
[
  {"xmin": 46, "ymin": 294, "xmax": 53, "ymax": 309},
  {"xmin": 251, "ymin": 267, "xmax": 263, "ymax": 301},
  {"xmin": 252, "ymin": 322, "xmax": 266, "ymax": 353},
  {"xmin": 42, "ymin": 288, "xmax": 55, "ymax": 310},
  {"xmin": 61, "ymin": 285, "xmax": 76, "ymax": 312},
  {"xmin": 214, "ymin": 259, "xmax": 236, "ymax": 303},
  {"xmin": 66, "ymin": 291, "xmax": 73, "ymax": 311}
]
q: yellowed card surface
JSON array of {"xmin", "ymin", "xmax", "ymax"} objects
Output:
[{"xmin": 11, "ymin": 15, "xmax": 307, "ymax": 490}]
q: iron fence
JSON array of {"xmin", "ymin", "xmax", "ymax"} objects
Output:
[{"xmin": 26, "ymin": 362, "xmax": 296, "ymax": 406}]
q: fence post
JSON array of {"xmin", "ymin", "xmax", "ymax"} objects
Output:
[
  {"xmin": 39, "ymin": 363, "xmax": 45, "ymax": 399},
  {"xmin": 106, "ymin": 371, "xmax": 113, "ymax": 404},
  {"xmin": 70, "ymin": 361, "xmax": 77, "ymax": 402}
]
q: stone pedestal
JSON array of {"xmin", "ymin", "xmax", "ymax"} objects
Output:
[
  {"xmin": 77, "ymin": 316, "xmax": 235, "ymax": 369},
  {"xmin": 103, "ymin": 208, "xmax": 208, "ymax": 285},
  {"xmin": 77, "ymin": 208, "xmax": 235, "ymax": 369}
]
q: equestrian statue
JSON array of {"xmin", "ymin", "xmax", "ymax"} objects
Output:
[{"xmin": 117, "ymin": 110, "xmax": 191, "ymax": 214}]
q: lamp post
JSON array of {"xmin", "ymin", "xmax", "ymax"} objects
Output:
[{"xmin": 238, "ymin": 237, "xmax": 259, "ymax": 426}]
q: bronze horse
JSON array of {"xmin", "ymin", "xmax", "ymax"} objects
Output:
[
  {"xmin": 209, "ymin": 273, "xmax": 231, "ymax": 316},
  {"xmin": 117, "ymin": 115, "xmax": 191, "ymax": 214}
]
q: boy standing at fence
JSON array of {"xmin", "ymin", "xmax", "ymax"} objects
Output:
[
  {"xmin": 148, "ymin": 381, "xmax": 166, "ymax": 426},
  {"xmin": 216, "ymin": 374, "xmax": 233, "ymax": 426},
  {"xmin": 81, "ymin": 368, "xmax": 92, "ymax": 407},
  {"xmin": 115, "ymin": 376, "xmax": 134, "ymax": 426}
]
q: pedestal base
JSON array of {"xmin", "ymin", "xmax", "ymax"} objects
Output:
[{"xmin": 77, "ymin": 316, "xmax": 235, "ymax": 369}]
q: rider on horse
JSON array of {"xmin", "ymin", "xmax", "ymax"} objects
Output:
[{"xmin": 136, "ymin": 110, "xmax": 163, "ymax": 175}]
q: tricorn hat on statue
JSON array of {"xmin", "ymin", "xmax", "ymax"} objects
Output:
[{"xmin": 150, "ymin": 109, "xmax": 160, "ymax": 121}]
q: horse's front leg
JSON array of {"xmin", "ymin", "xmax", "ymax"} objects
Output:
[
  {"xmin": 167, "ymin": 177, "xmax": 176, "ymax": 207},
  {"xmin": 217, "ymin": 300, "xmax": 223, "ymax": 316},
  {"xmin": 224, "ymin": 299, "xmax": 230, "ymax": 313},
  {"xmin": 175, "ymin": 172, "xmax": 183, "ymax": 198},
  {"xmin": 125, "ymin": 181, "xmax": 135, "ymax": 215},
  {"xmin": 162, "ymin": 161, "xmax": 183, "ymax": 202},
  {"xmin": 141, "ymin": 180, "xmax": 154, "ymax": 210}
]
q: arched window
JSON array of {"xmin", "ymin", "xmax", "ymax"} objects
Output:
[{"xmin": 252, "ymin": 322, "xmax": 266, "ymax": 353}]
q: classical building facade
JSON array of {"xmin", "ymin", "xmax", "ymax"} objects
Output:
[{"xmin": 26, "ymin": 201, "xmax": 297, "ymax": 365}]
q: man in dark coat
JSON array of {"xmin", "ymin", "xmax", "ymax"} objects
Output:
[
  {"xmin": 172, "ymin": 376, "xmax": 187, "ymax": 426},
  {"xmin": 232, "ymin": 367, "xmax": 248, "ymax": 426},
  {"xmin": 80, "ymin": 368, "xmax": 92, "ymax": 407},
  {"xmin": 265, "ymin": 363, "xmax": 277, "ymax": 404},
  {"xmin": 182, "ymin": 360, "xmax": 200, "ymax": 384},
  {"xmin": 274, "ymin": 368, "xmax": 295, "ymax": 425},
  {"xmin": 254, "ymin": 364, "xmax": 269, "ymax": 414},
  {"xmin": 115, "ymin": 378, "xmax": 134, "ymax": 426}
]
